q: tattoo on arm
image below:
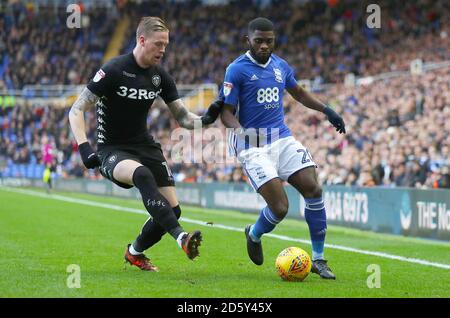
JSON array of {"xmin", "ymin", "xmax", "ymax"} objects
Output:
[
  {"xmin": 170, "ymin": 102, "xmax": 188, "ymax": 121},
  {"xmin": 167, "ymin": 99, "xmax": 200, "ymax": 129},
  {"xmin": 70, "ymin": 88, "xmax": 100, "ymax": 116}
]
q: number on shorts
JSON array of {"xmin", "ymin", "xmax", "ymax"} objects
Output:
[
  {"xmin": 161, "ymin": 162, "xmax": 173, "ymax": 178},
  {"xmin": 297, "ymin": 149, "xmax": 312, "ymax": 164}
]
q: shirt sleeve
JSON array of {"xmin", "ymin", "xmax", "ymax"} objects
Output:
[
  {"xmin": 222, "ymin": 64, "xmax": 240, "ymax": 107},
  {"xmin": 159, "ymin": 69, "xmax": 179, "ymax": 104},
  {"xmin": 284, "ymin": 62, "xmax": 298, "ymax": 90},
  {"xmin": 87, "ymin": 62, "xmax": 116, "ymax": 97},
  {"xmin": 218, "ymin": 86, "xmax": 225, "ymax": 102}
]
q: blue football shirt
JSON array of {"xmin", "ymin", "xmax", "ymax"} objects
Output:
[{"xmin": 220, "ymin": 51, "xmax": 298, "ymax": 153}]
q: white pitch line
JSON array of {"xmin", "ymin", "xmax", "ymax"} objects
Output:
[{"xmin": 2, "ymin": 186, "xmax": 450, "ymax": 270}]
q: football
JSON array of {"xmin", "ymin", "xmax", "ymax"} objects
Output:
[{"xmin": 275, "ymin": 247, "xmax": 312, "ymax": 282}]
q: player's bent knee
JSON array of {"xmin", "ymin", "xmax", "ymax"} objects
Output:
[
  {"xmin": 303, "ymin": 184, "xmax": 322, "ymax": 199},
  {"xmin": 132, "ymin": 166, "xmax": 157, "ymax": 189},
  {"xmin": 270, "ymin": 201, "xmax": 289, "ymax": 219}
]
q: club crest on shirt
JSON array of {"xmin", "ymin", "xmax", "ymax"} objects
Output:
[
  {"xmin": 273, "ymin": 68, "xmax": 283, "ymax": 83},
  {"xmin": 223, "ymin": 82, "xmax": 233, "ymax": 97},
  {"xmin": 93, "ymin": 69, "xmax": 106, "ymax": 83},
  {"xmin": 152, "ymin": 75, "xmax": 161, "ymax": 87}
]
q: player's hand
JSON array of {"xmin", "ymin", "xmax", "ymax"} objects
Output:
[
  {"xmin": 323, "ymin": 106, "xmax": 346, "ymax": 134},
  {"xmin": 201, "ymin": 100, "xmax": 224, "ymax": 126},
  {"xmin": 78, "ymin": 142, "xmax": 101, "ymax": 169}
]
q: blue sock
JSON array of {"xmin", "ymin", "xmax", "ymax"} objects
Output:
[
  {"xmin": 304, "ymin": 198, "xmax": 327, "ymax": 261},
  {"xmin": 249, "ymin": 206, "xmax": 282, "ymax": 242}
]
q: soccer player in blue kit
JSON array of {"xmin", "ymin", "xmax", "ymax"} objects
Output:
[{"xmin": 220, "ymin": 18, "xmax": 346, "ymax": 279}]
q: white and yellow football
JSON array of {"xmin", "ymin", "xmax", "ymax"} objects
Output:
[{"xmin": 275, "ymin": 247, "xmax": 312, "ymax": 282}]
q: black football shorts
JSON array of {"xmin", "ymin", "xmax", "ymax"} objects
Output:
[{"xmin": 97, "ymin": 142, "xmax": 175, "ymax": 189}]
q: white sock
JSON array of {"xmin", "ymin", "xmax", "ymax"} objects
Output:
[
  {"xmin": 312, "ymin": 251, "xmax": 324, "ymax": 261},
  {"xmin": 249, "ymin": 225, "xmax": 261, "ymax": 243},
  {"xmin": 129, "ymin": 244, "xmax": 143, "ymax": 256},
  {"xmin": 176, "ymin": 232, "xmax": 187, "ymax": 248}
]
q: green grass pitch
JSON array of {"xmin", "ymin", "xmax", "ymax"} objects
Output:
[{"xmin": 0, "ymin": 187, "xmax": 449, "ymax": 298}]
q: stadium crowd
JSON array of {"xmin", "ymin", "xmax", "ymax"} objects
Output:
[
  {"xmin": 121, "ymin": 0, "xmax": 449, "ymax": 85},
  {"xmin": 1, "ymin": 0, "xmax": 448, "ymax": 89},
  {"xmin": 0, "ymin": 2, "xmax": 117, "ymax": 90},
  {"xmin": 290, "ymin": 67, "xmax": 450, "ymax": 189},
  {"xmin": 0, "ymin": 0, "xmax": 449, "ymax": 189},
  {"xmin": 2, "ymin": 66, "xmax": 449, "ymax": 189}
]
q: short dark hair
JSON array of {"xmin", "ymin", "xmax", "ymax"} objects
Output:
[{"xmin": 248, "ymin": 17, "xmax": 274, "ymax": 33}]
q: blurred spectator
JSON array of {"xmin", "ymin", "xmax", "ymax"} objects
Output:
[{"xmin": 431, "ymin": 166, "xmax": 450, "ymax": 189}]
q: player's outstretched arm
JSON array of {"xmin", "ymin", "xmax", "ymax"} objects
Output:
[
  {"xmin": 220, "ymin": 104, "xmax": 241, "ymax": 129},
  {"xmin": 69, "ymin": 87, "xmax": 99, "ymax": 144},
  {"xmin": 287, "ymin": 85, "xmax": 346, "ymax": 134},
  {"xmin": 69, "ymin": 87, "xmax": 101, "ymax": 168},
  {"xmin": 167, "ymin": 99, "xmax": 201, "ymax": 130}
]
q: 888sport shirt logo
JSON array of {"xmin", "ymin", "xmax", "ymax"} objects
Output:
[{"xmin": 252, "ymin": 67, "xmax": 284, "ymax": 110}]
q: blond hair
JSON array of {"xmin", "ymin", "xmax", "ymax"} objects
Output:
[{"xmin": 136, "ymin": 16, "xmax": 169, "ymax": 40}]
